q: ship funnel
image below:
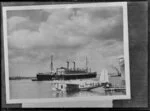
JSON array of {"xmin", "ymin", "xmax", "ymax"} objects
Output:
[
  {"xmin": 73, "ymin": 61, "xmax": 76, "ymax": 71},
  {"xmin": 67, "ymin": 61, "xmax": 69, "ymax": 69}
]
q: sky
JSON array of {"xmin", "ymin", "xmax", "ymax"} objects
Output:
[{"xmin": 7, "ymin": 6, "xmax": 124, "ymax": 77}]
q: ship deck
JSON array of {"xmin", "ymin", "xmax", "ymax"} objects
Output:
[
  {"xmin": 52, "ymin": 79, "xmax": 98, "ymax": 85},
  {"xmin": 60, "ymin": 73, "xmax": 96, "ymax": 75}
]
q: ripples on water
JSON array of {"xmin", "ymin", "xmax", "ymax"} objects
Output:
[{"xmin": 9, "ymin": 80, "xmax": 125, "ymax": 99}]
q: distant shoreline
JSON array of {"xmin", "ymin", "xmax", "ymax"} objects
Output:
[{"xmin": 9, "ymin": 77, "xmax": 36, "ymax": 80}]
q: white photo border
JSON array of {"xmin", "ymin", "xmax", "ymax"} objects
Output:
[{"xmin": 2, "ymin": 2, "xmax": 131, "ymax": 104}]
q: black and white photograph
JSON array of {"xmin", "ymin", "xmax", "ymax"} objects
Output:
[{"xmin": 2, "ymin": 2, "xmax": 130, "ymax": 103}]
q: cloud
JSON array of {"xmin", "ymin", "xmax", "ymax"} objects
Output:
[
  {"xmin": 8, "ymin": 7, "xmax": 122, "ymax": 49},
  {"xmin": 7, "ymin": 7, "xmax": 124, "ymax": 76},
  {"xmin": 8, "ymin": 29, "xmax": 42, "ymax": 49},
  {"xmin": 8, "ymin": 16, "xmax": 29, "ymax": 32}
]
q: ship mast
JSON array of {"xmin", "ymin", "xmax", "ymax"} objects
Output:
[
  {"xmin": 50, "ymin": 55, "xmax": 53, "ymax": 73},
  {"xmin": 86, "ymin": 56, "xmax": 88, "ymax": 72}
]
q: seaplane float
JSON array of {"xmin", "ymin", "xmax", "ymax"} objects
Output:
[{"xmin": 52, "ymin": 69, "xmax": 111, "ymax": 92}]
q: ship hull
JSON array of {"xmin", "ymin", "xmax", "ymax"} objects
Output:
[
  {"xmin": 36, "ymin": 74, "xmax": 55, "ymax": 81},
  {"xmin": 36, "ymin": 72, "xmax": 97, "ymax": 81}
]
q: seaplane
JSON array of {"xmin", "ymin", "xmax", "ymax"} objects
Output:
[{"xmin": 52, "ymin": 69, "xmax": 112, "ymax": 92}]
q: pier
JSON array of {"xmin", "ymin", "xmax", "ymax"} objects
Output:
[{"xmin": 104, "ymin": 87, "xmax": 126, "ymax": 94}]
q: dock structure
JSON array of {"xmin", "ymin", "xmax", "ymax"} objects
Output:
[
  {"xmin": 105, "ymin": 87, "xmax": 125, "ymax": 91},
  {"xmin": 104, "ymin": 87, "xmax": 126, "ymax": 94}
]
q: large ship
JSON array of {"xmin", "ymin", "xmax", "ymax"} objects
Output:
[{"xmin": 35, "ymin": 56, "xmax": 97, "ymax": 81}]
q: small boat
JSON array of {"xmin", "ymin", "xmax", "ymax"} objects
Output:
[
  {"xmin": 52, "ymin": 80, "xmax": 101, "ymax": 92},
  {"xmin": 52, "ymin": 69, "xmax": 112, "ymax": 92}
]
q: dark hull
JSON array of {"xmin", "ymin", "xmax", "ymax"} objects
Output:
[
  {"xmin": 36, "ymin": 74, "xmax": 55, "ymax": 81},
  {"xmin": 66, "ymin": 85, "xmax": 101, "ymax": 92},
  {"xmin": 36, "ymin": 73, "xmax": 97, "ymax": 81},
  {"xmin": 65, "ymin": 82, "xmax": 100, "ymax": 92}
]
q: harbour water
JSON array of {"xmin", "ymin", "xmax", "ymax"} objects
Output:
[{"xmin": 10, "ymin": 80, "xmax": 125, "ymax": 99}]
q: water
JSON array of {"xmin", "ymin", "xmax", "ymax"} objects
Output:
[{"xmin": 10, "ymin": 80, "xmax": 124, "ymax": 99}]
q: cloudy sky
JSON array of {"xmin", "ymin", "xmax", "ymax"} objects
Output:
[{"xmin": 7, "ymin": 6, "xmax": 124, "ymax": 77}]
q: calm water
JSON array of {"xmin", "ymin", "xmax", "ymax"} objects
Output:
[{"xmin": 10, "ymin": 80, "xmax": 124, "ymax": 99}]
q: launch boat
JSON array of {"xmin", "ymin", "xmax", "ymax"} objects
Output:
[
  {"xmin": 52, "ymin": 69, "xmax": 111, "ymax": 92},
  {"xmin": 35, "ymin": 56, "xmax": 97, "ymax": 81},
  {"xmin": 53, "ymin": 80, "xmax": 101, "ymax": 92}
]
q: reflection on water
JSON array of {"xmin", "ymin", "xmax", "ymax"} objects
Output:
[{"xmin": 10, "ymin": 80, "xmax": 125, "ymax": 99}]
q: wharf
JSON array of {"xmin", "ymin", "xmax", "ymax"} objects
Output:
[{"xmin": 104, "ymin": 87, "xmax": 126, "ymax": 92}]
